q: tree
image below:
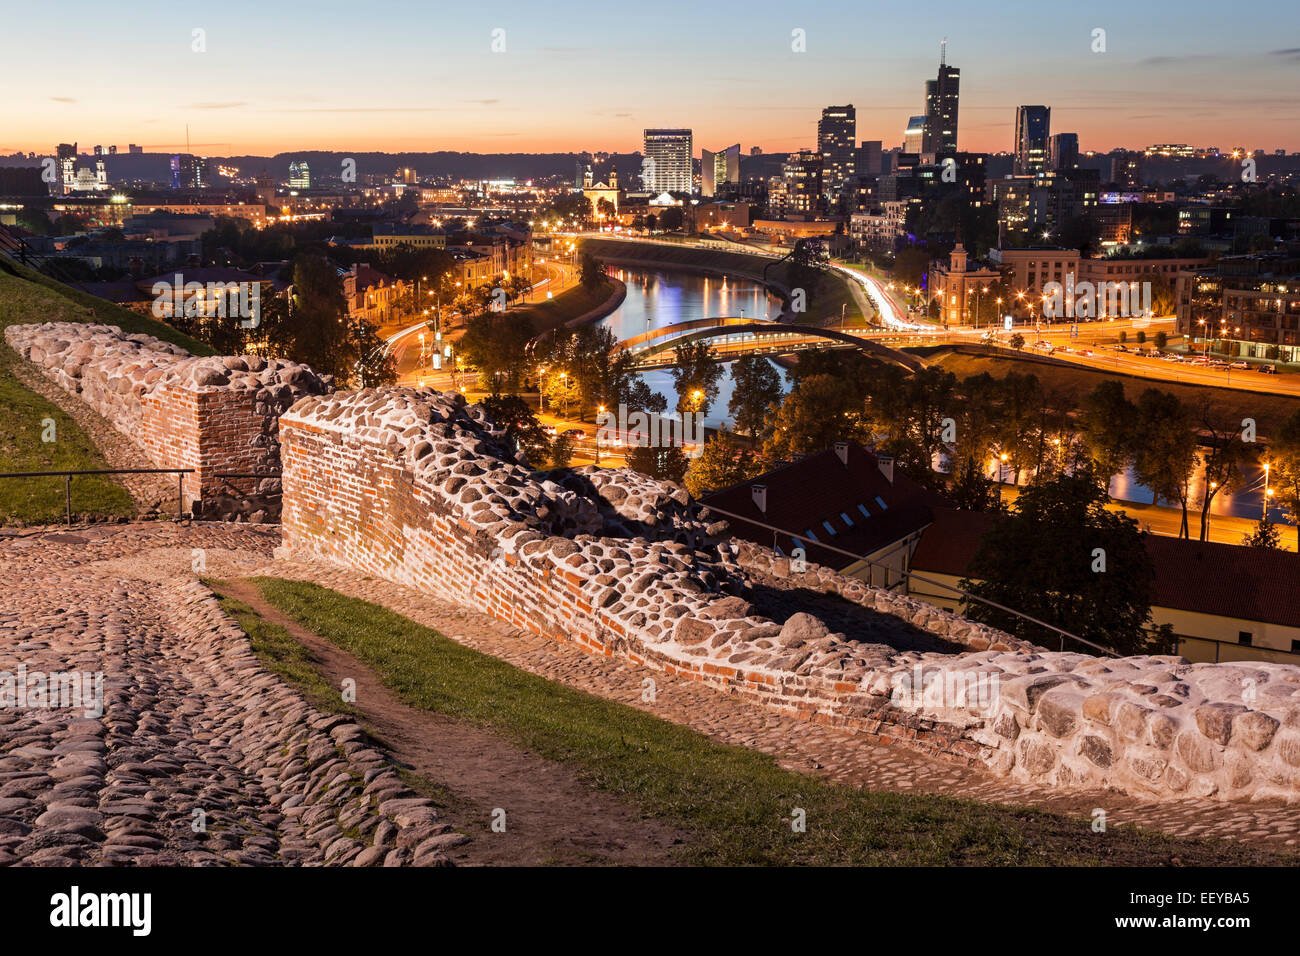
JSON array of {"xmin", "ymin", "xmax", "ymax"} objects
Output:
[
  {"xmin": 960, "ymin": 472, "xmax": 1157, "ymax": 655},
  {"xmin": 626, "ymin": 444, "xmax": 688, "ymax": 484},
  {"xmin": 1267, "ymin": 408, "xmax": 1300, "ymax": 549},
  {"xmin": 283, "ymin": 253, "xmax": 354, "ymax": 382},
  {"xmin": 683, "ymin": 430, "xmax": 766, "ymax": 497},
  {"xmin": 1194, "ymin": 401, "xmax": 1249, "ymax": 541},
  {"xmin": 353, "ymin": 317, "xmax": 397, "ymax": 388},
  {"xmin": 1242, "ymin": 519, "xmax": 1283, "ymax": 550},
  {"xmin": 1009, "ymin": 333, "xmax": 1025, "ymax": 351},
  {"xmin": 479, "ymin": 394, "xmax": 549, "ymax": 463},
  {"xmin": 1132, "ymin": 389, "xmax": 1198, "ymax": 537},
  {"xmin": 458, "ymin": 312, "xmax": 536, "ymax": 392},
  {"xmin": 728, "ymin": 355, "xmax": 784, "ymax": 439},
  {"xmin": 580, "ymin": 253, "xmax": 607, "ymax": 291},
  {"xmin": 548, "ymin": 432, "xmax": 575, "ymax": 469},
  {"xmin": 670, "ymin": 341, "xmax": 723, "ymax": 416},
  {"xmin": 1079, "ymin": 380, "xmax": 1135, "ymax": 487},
  {"xmin": 625, "ymin": 379, "xmax": 668, "ymax": 415},
  {"xmin": 763, "ymin": 374, "xmax": 872, "ymax": 461},
  {"xmin": 947, "ymin": 456, "xmax": 1001, "ymax": 512},
  {"xmin": 1154, "ymin": 331, "xmax": 1168, "ymax": 349}
]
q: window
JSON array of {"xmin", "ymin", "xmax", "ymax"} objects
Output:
[
  {"xmin": 822, "ymin": 520, "xmax": 837, "ymax": 536},
  {"xmin": 1238, "ymin": 631, "xmax": 1253, "ymax": 646},
  {"xmin": 804, "ymin": 529, "xmax": 818, "ymax": 543},
  {"xmin": 1291, "ymin": 639, "xmax": 1300, "ymax": 654},
  {"xmin": 874, "ymin": 496, "xmax": 889, "ymax": 510},
  {"xmin": 840, "ymin": 512, "xmax": 854, "ymax": 527},
  {"xmin": 857, "ymin": 503, "xmax": 872, "ymax": 520}
]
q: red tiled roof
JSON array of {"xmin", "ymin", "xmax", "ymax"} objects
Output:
[
  {"xmin": 700, "ymin": 443, "xmax": 946, "ymax": 569},
  {"xmin": 911, "ymin": 506, "xmax": 1300, "ymax": 629}
]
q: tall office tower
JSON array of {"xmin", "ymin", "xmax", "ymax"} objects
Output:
[
  {"xmin": 856, "ymin": 140, "xmax": 883, "ymax": 177},
  {"xmin": 781, "ymin": 150, "xmax": 823, "ymax": 215},
  {"xmin": 170, "ymin": 153, "xmax": 207, "ymax": 189},
  {"xmin": 903, "ymin": 116, "xmax": 926, "ymax": 154},
  {"xmin": 128, "ymin": 144, "xmax": 143, "ymax": 154},
  {"xmin": 700, "ymin": 143, "xmax": 740, "ymax": 197},
  {"xmin": 93, "ymin": 145, "xmax": 105, "ymax": 156},
  {"xmin": 1014, "ymin": 106, "xmax": 1052, "ymax": 175},
  {"xmin": 108, "ymin": 145, "xmax": 118, "ymax": 155},
  {"xmin": 817, "ymin": 104, "xmax": 856, "ymax": 193},
  {"xmin": 575, "ymin": 152, "xmax": 593, "ymax": 188},
  {"xmin": 641, "ymin": 129, "xmax": 693, "ymax": 193},
  {"xmin": 921, "ymin": 40, "xmax": 960, "ymax": 156},
  {"xmin": 289, "ymin": 160, "xmax": 310, "ymax": 189},
  {"xmin": 57, "ymin": 143, "xmax": 77, "ymax": 195},
  {"xmin": 1051, "ymin": 132, "xmax": 1079, "ymax": 171}
]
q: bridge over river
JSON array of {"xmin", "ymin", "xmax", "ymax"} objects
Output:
[{"xmin": 615, "ymin": 316, "xmax": 930, "ymax": 371}]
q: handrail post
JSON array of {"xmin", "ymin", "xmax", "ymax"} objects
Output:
[
  {"xmin": 65, "ymin": 474, "xmax": 72, "ymax": 524},
  {"xmin": 177, "ymin": 472, "xmax": 184, "ymax": 518}
]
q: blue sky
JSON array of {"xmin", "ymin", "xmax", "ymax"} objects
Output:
[{"xmin": 4, "ymin": 0, "xmax": 1297, "ymax": 155}]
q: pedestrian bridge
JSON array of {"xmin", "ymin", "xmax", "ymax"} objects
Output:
[{"xmin": 616, "ymin": 316, "xmax": 927, "ymax": 370}]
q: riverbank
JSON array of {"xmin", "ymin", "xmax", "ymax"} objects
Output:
[
  {"xmin": 507, "ymin": 276, "xmax": 626, "ymax": 334},
  {"xmin": 579, "ymin": 237, "xmax": 868, "ymax": 328}
]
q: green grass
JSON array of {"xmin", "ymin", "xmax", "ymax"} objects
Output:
[
  {"xmin": 0, "ymin": 349, "xmax": 133, "ymax": 523},
  {"xmin": 240, "ymin": 575, "xmax": 1295, "ymax": 867},
  {"xmin": 0, "ymin": 253, "xmax": 214, "ymax": 523},
  {"xmin": 0, "ymin": 256, "xmax": 210, "ymax": 353},
  {"xmin": 506, "ymin": 281, "xmax": 618, "ymax": 334},
  {"xmin": 211, "ymin": 587, "xmax": 360, "ymax": 720}
]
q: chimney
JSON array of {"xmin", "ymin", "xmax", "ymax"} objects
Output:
[
  {"xmin": 833, "ymin": 442, "xmax": 849, "ymax": 466},
  {"xmin": 877, "ymin": 455, "xmax": 894, "ymax": 484},
  {"xmin": 751, "ymin": 484, "xmax": 767, "ymax": 514}
]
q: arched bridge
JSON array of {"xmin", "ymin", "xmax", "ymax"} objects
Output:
[{"xmin": 616, "ymin": 317, "xmax": 927, "ymax": 371}]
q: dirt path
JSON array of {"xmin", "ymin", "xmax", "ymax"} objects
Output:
[{"xmin": 215, "ymin": 578, "xmax": 690, "ymax": 867}]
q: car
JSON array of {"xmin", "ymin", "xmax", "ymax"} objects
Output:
[
  {"xmin": 1258, "ymin": 364, "xmax": 1277, "ymax": 374},
  {"xmin": 541, "ymin": 424, "xmax": 558, "ymax": 437},
  {"xmin": 1229, "ymin": 362, "xmax": 1249, "ymax": 369},
  {"xmin": 562, "ymin": 427, "xmax": 586, "ymax": 438},
  {"xmin": 1079, "ymin": 349, "xmax": 1093, "ymax": 356}
]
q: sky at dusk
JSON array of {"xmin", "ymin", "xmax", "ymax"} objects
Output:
[{"xmin": 4, "ymin": 0, "xmax": 1298, "ymax": 158}]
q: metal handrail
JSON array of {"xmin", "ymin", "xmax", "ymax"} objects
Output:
[{"xmin": 0, "ymin": 467, "xmax": 280, "ymax": 523}]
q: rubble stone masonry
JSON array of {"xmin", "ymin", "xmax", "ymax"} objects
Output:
[
  {"xmin": 278, "ymin": 387, "xmax": 1300, "ymax": 804},
  {"xmin": 5, "ymin": 323, "xmax": 328, "ymax": 519}
]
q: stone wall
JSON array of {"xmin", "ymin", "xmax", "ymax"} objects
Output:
[
  {"xmin": 277, "ymin": 387, "xmax": 1300, "ymax": 803},
  {"xmin": 5, "ymin": 323, "xmax": 329, "ymax": 519}
]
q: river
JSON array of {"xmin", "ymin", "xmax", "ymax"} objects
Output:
[{"xmin": 598, "ymin": 266, "xmax": 1278, "ymax": 521}]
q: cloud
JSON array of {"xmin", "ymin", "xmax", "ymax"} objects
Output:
[
  {"xmin": 1270, "ymin": 47, "xmax": 1300, "ymax": 59},
  {"xmin": 50, "ymin": 96, "xmax": 76, "ymax": 103},
  {"xmin": 1138, "ymin": 54, "xmax": 1224, "ymax": 66}
]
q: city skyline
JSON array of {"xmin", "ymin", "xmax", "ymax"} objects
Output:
[{"xmin": 4, "ymin": 0, "xmax": 1299, "ymax": 157}]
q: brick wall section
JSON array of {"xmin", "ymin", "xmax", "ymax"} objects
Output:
[
  {"xmin": 5, "ymin": 323, "xmax": 328, "ymax": 519},
  {"xmin": 278, "ymin": 387, "xmax": 1300, "ymax": 803}
]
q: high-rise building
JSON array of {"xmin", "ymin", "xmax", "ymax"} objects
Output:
[
  {"xmin": 289, "ymin": 160, "xmax": 310, "ymax": 190},
  {"xmin": 1014, "ymin": 106, "xmax": 1052, "ymax": 175},
  {"xmin": 780, "ymin": 150, "xmax": 823, "ymax": 216},
  {"xmin": 856, "ymin": 140, "xmax": 883, "ymax": 178},
  {"xmin": 170, "ymin": 153, "xmax": 207, "ymax": 189},
  {"xmin": 921, "ymin": 42, "xmax": 960, "ymax": 157},
  {"xmin": 1051, "ymin": 132, "xmax": 1079, "ymax": 171},
  {"xmin": 817, "ymin": 105, "xmax": 856, "ymax": 194},
  {"xmin": 1110, "ymin": 151, "xmax": 1144, "ymax": 187},
  {"xmin": 903, "ymin": 116, "xmax": 926, "ymax": 155},
  {"xmin": 701, "ymin": 144, "xmax": 740, "ymax": 198},
  {"xmin": 108, "ymin": 145, "xmax": 118, "ymax": 155},
  {"xmin": 93, "ymin": 145, "xmax": 105, "ymax": 156},
  {"xmin": 642, "ymin": 129, "xmax": 693, "ymax": 194},
  {"xmin": 128, "ymin": 144, "xmax": 143, "ymax": 154}
]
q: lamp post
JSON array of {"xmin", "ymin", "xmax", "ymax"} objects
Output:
[{"xmin": 1263, "ymin": 461, "xmax": 1272, "ymax": 521}]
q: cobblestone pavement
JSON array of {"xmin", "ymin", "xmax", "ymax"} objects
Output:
[
  {"xmin": 0, "ymin": 522, "xmax": 454, "ymax": 866},
  {"xmin": 3, "ymin": 521, "xmax": 1298, "ymax": 855}
]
